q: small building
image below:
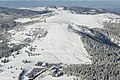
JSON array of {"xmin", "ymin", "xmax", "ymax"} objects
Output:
[
  {"xmin": 26, "ymin": 68, "xmax": 47, "ymax": 80},
  {"xmin": 89, "ymin": 9, "xmax": 96, "ymax": 14},
  {"xmin": 35, "ymin": 62, "xmax": 49, "ymax": 67}
]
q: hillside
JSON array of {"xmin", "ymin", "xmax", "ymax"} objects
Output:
[{"xmin": 0, "ymin": 6, "xmax": 120, "ymax": 80}]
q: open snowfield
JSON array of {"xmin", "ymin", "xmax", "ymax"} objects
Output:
[
  {"xmin": 8, "ymin": 22, "xmax": 92, "ymax": 64},
  {"xmin": 0, "ymin": 8, "xmax": 120, "ymax": 80},
  {"xmin": 20, "ymin": 7, "xmax": 47, "ymax": 11},
  {"xmin": 47, "ymin": 10, "xmax": 120, "ymax": 28},
  {"xmin": 41, "ymin": 75, "xmax": 77, "ymax": 80}
]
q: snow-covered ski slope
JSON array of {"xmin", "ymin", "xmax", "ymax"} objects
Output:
[
  {"xmin": 47, "ymin": 10, "xmax": 120, "ymax": 28},
  {"xmin": 8, "ymin": 22, "xmax": 92, "ymax": 64},
  {"xmin": 10, "ymin": 9, "xmax": 120, "ymax": 64}
]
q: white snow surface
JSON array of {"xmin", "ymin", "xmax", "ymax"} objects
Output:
[
  {"xmin": 15, "ymin": 18, "xmax": 32, "ymax": 23},
  {"xmin": 19, "ymin": 6, "xmax": 64, "ymax": 12},
  {"xmin": 1, "ymin": 9, "xmax": 120, "ymax": 80},
  {"xmin": 41, "ymin": 75, "xmax": 77, "ymax": 80},
  {"xmin": 19, "ymin": 7, "xmax": 47, "ymax": 11},
  {"xmin": 1, "ymin": 22, "xmax": 91, "ymax": 80},
  {"xmin": 47, "ymin": 11, "xmax": 120, "ymax": 28},
  {"xmin": 15, "ymin": 9, "xmax": 120, "ymax": 28},
  {"xmin": 8, "ymin": 22, "xmax": 92, "ymax": 64},
  {"xmin": 8, "ymin": 10, "xmax": 120, "ymax": 65},
  {"xmin": 14, "ymin": 17, "xmax": 43, "ymax": 23}
]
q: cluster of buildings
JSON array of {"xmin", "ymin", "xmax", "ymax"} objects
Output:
[{"xmin": 22, "ymin": 62, "xmax": 64, "ymax": 80}]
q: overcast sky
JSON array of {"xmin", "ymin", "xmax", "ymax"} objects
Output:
[{"xmin": 0, "ymin": 0, "xmax": 120, "ymax": 1}]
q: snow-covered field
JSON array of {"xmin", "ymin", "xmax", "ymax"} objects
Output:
[
  {"xmin": 41, "ymin": 75, "xmax": 77, "ymax": 80},
  {"xmin": 19, "ymin": 6, "xmax": 64, "ymax": 12},
  {"xmin": 20, "ymin": 7, "xmax": 47, "ymax": 11},
  {"xmin": 8, "ymin": 22, "xmax": 92, "ymax": 64},
  {"xmin": 0, "ymin": 7, "xmax": 120, "ymax": 80},
  {"xmin": 47, "ymin": 11, "xmax": 120, "ymax": 28}
]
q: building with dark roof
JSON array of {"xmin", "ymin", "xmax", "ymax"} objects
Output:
[{"xmin": 26, "ymin": 68, "xmax": 47, "ymax": 80}]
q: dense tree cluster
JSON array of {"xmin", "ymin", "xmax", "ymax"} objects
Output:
[{"xmin": 63, "ymin": 22, "xmax": 120, "ymax": 80}]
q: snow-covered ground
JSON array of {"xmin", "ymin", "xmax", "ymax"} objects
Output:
[
  {"xmin": 19, "ymin": 6, "xmax": 64, "ymax": 12},
  {"xmin": 15, "ymin": 9, "xmax": 120, "ymax": 28},
  {"xmin": 14, "ymin": 16, "xmax": 44, "ymax": 23},
  {"xmin": 8, "ymin": 22, "xmax": 92, "ymax": 64},
  {"xmin": 15, "ymin": 18, "xmax": 32, "ymax": 23},
  {"xmin": 41, "ymin": 75, "xmax": 77, "ymax": 80},
  {"xmin": 20, "ymin": 7, "xmax": 46, "ymax": 11},
  {"xmin": 0, "ymin": 8, "xmax": 120, "ymax": 80},
  {"xmin": 47, "ymin": 11, "xmax": 120, "ymax": 28}
]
